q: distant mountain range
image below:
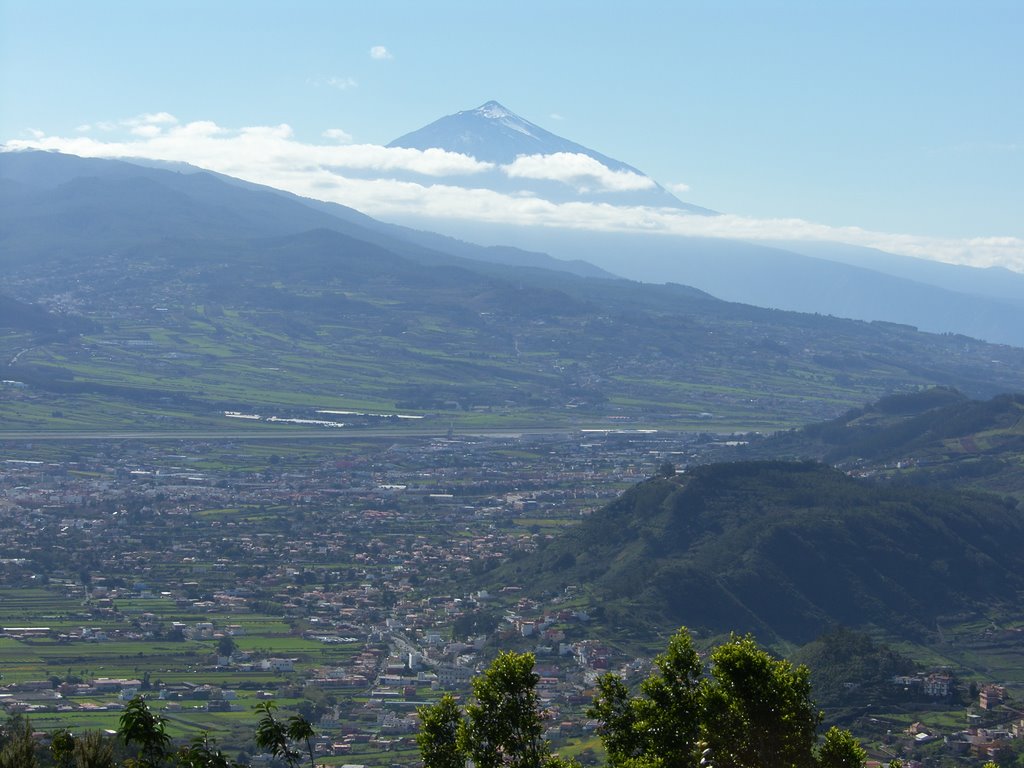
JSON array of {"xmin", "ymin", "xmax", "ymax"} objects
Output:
[
  {"xmin": 381, "ymin": 102, "xmax": 1024, "ymax": 348},
  {"xmin": 3, "ymin": 150, "xmax": 1024, "ymax": 435},
  {"xmin": 0, "ymin": 150, "xmax": 608, "ymax": 280}
]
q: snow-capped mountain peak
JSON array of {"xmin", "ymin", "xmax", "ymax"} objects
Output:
[
  {"xmin": 475, "ymin": 100, "xmax": 516, "ymax": 120},
  {"xmin": 390, "ymin": 100, "xmax": 605, "ymax": 165},
  {"xmin": 387, "ymin": 101, "xmax": 713, "ymax": 213}
]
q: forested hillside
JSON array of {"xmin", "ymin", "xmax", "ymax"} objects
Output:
[
  {"xmin": 738, "ymin": 389, "xmax": 1024, "ymax": 497},
  {"xmin": 499, "ymin": 461, "xmax": 1024, "ymax": 643}
]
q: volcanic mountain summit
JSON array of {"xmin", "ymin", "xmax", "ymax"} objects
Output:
[
  {"xmin": 390, "ymin": 100, "xmax": 635, "ymax": 167},
  {"xmin": 388, "ymin": 100, "xmax": 710, "ymax": 211}
]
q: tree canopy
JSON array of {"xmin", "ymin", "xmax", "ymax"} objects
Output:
[
  {"xmin": 418, "ymin": 628, "xmax": 869, "ymax": 768},
  {"xmin": 588, "ymin": 628, "xmax": 866, "ymax": 768},
  {"xmin": 0, "ymin": 630, "xmax": 889, "ymax": 768},
  {"xmin": 0, "ymin": 695, "xmax": 319, "ymax": 768},
  {"xmin": 418, "ymin": 650, "xmax": 577, "ymax": 768}
]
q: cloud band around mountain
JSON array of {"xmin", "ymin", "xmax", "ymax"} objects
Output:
[
  {"xmin": 5, "ymin": 115, "xmax": 1023, "ymax": 272},
  {"xmin": 504, "ymin": 152, "xmax": 656, "ymax": 192}
]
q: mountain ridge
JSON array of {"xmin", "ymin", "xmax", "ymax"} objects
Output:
[
  {"xmin": 4, "ymin": 151, "xmax": 1024, "ymax": 435},
  {"xmin": 0, "ymin": 149, "xmax": 613, "ymax": 280},
  {"xmin": 399, "ymin": 221, "xmax": 1024, "ymax": 348},
  {"xmin": 732, "ymin": 389, "xmax": 1024, "ymax": 497}
]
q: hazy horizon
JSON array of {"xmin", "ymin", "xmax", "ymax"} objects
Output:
[{"xmin": 3, "ymin": 0, "xmax": 1022, "ymax": 272}]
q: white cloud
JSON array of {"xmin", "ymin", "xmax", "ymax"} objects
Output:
[
  {"xmin": 116, "ymin": 112, "xmax": 182, "ymax": 137},
  {"xmin": 239, "ymin": 124, "xmax": 294, "ymax": 140},
  {"xmin": 2, "ymin": 119, "xmax": 491, "ymax": 178},
  {"xmin": 174, "ymin": 120, "xmax": 226, "ymax": 138},
  {"xmin": 131, "ymin": 124, "xmax": 164, "ymax": 138},
  {"xmin": 322, "ymin": 128, "xmax": 354, "ymax": 143},
  {"xmin": 132, "ymin": 112, "xmax": 178, "ymax": 126},
  {"xmin": 4, "ymin": 117, "xmax": 1023, "ymax": 273},
  {"xmin": 370, "ymin": 45, "xmax": 392, "ymax": 60},
  {"xmin": 549, "ymin": 113, "xmax": 565, "ymax": 121},
  {"xmin": 503, "ymin": 152, "xmax": 656, "ymax": 192},
  {"xmin": 327, "ymin": 76, "xmax": 358, "ymax": 90},
  {"xmin": 667, "ymin": 181, "xmax": 691, "ymax": 196}
]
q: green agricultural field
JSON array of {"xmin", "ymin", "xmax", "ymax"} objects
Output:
[{"xmin": 9, "ymin": 227, "xmax": 1024, "ymax": 437}]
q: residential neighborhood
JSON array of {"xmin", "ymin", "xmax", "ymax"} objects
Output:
[
  {"xmin": 0, "ymin": 431, "xmax": 705, "ymax": 762},
  {"xmin": 0, "ymin": 430, "xmax": 1021, "ymax": 765}
]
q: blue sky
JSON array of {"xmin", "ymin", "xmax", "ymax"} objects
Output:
[{"xmin": 2, "ymin": 0, "xmax": 1022, "ymax": 268}]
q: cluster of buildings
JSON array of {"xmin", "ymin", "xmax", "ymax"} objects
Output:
[
  {"xmin": 0, "ymin": 431, "xmax": 1020, "ymax": 765},
  {"xmin": 0, "ymin": 431, "xmax": 703, "ymax": 757}
]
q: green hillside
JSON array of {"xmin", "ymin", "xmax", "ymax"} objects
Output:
[
  {"xmin": 497, "ymin": 461, "xmax": 1024, "ymax": 644},
  {"xmin": 5, "ymin": 152, "xmax": 1024, "ymax": 434},
  {"xmin": 739, "ymin": 389, "xmax": 1024, "ymax": 498}
]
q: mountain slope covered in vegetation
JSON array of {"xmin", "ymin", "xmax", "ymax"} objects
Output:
[
  {"xmin": 499, "ymin": 461, "xmax": 1024, "ymax": 644},
  {"xmin": 737, "ymin": 389, "xmax": 1024, "ymax": 498},
  {"xmin": 5, "ymin": 152, "xmax": 1024, "ymax": 433}
]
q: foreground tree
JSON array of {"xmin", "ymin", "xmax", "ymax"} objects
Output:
[
  {"xmin": 587, "ymin": 628, "xmax": 865, "ymax": 768},
  {"xmin": 0, "ymin": 715, "xmax": 38, "ymax": 768},
  {"xmin": 7, "ymin": 695, "xmax": 319, "ymax": 768},
  {"xmin": 418, "ymin": 651, "xmax": 577, "ymax": 768},
  {"xmin": 175, "ymin": 732, "xmax": 241, "ymax": 768},
  {"xmin": 461, "ymin": 651, "xmax": 550, "ymax": 768},
  {"xmin": 587, "ymin": 674, "xmax": 642, "ymax": 766},
  {"xmin": 816, "ymin": 727, "xmax": 867, "ymax": 768},
  {"xmin": 588, "ymin": 628, "xmax": 702, "ymax": 768},
  {"xmin": 75, "ymin": 731, "xmax": 117, "ymax": 768},
  {"xmin": 254, "ymin": 701, "xmax": 315, "ymax": 767},
  {"xmin": 50, "ymin": 729, "xmax": 76, "ymax": 768},
  {"xmin": 417, "ymin": 694, "xmax": 465, "ymax": 768},
  {"xmin": 285, "ymin": 714, "xmax": 317, "ymax": 768},
  {"xmin": 701, "ymin": 633, "xmax": 821, "ymax": 768},
  {"xmin": 119, "ymin": 695, "xmax": 171, "ymax": 768},
  {"xmin": 32, "ymin": 723, "xmax": 116, "ymax": 768}
]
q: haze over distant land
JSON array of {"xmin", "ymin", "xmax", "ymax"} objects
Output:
[
  {"xmin": 6, "ymin": 149, "xmax": 1024, "ymax": 437},
  {"xmin": 2, "ymin": 2, "xmax": 1021, "ymax": 275},
  {"xmin": 6, "ymin": 101, "xmax": 1022, "ymax": 276},
  {"xmin": 7, "ymin": 96, "xmax": 1024, "ymax": 345}
]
